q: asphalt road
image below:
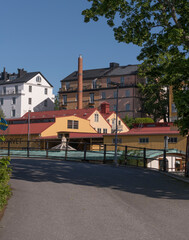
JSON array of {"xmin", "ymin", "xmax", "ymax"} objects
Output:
[{"xmin": 0, "ymin": 158, "xmax": 189, "ymax": 240}]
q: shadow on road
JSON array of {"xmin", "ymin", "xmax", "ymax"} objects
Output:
[{"xmin": 11, "ymin": 158, "xmax": 189, "ymax": 200}]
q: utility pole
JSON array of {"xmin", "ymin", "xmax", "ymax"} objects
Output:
[{"xmin": 110, "ymin": 81, "xmax": 120, "ymax": 166}]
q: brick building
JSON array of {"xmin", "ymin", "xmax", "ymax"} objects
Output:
[{"xmin": 59, "ymin": 56, "xmax": 146, "ymax": 119}]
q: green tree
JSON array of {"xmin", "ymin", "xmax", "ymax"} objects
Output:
[
  {"xmin": 122, "ymin": 115, "xmax": 135, "ymax": 129},
  {"xmin": 138, "ymin": 79, "xmax": 169, "ymax": 122},
  {"xmin": 82, "ymin": 0, "xmax": 189, "ymax": 134},
  {"xmin": 0, "ymin": 108, "xmax": 5, "ymax": 118},
  {"xmin": 54, "ymin": 95, "xmax": 60, "ymax": 110}
]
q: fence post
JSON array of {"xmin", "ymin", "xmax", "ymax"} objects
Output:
[
  {"xmin": 143, "ymin": 148, "xmax": 147, "ymax": 168},
  {"xmin": 83, "ymin": 142, "xmax": 87, "ymax": 161},
  {"xmin": 103, "ymin": 144, "xmax": 106, "ymax": 164},
  {"xmin": 124, "ymin": 146, "xmax": 127, "ymax": 165},
  {"xmin": 163, "ymin": 149, "xmax": 167, "ymax": 172},
  {"xmin": 46, "ymin": 141, "xmax": 48, "ymax": 158},
  {"xmin": 8, "ymin": 141, "xmax": 10, "ymax": 157},
  {"xmin": 65, "ymin": 139, "xmax": 68, "ymax": 161},
  {"xmin": 27, "ymin": 140, "xmax": 30, "ymax": 158}
]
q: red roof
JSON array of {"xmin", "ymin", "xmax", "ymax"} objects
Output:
[
  {"xmin": 105, "ymin": 123, "xmax": 180, "ymax": 136},
  {"xmin": 69, "ymin": 132, "xmax": 103, "ymax": 139},
  {"xmin": 21, "ymin": 109, "xmax": 96, "ymax": 120},
  {"xmin": 3, "ymin": 122, "xmax": 53, "ymax": 135}
]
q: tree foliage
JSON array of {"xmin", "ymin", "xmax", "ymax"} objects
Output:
[
  {"xmin": 138, "ymin": 79, "xmax": 168, "ymax": 122},
  {"xmin": 82, "ymin": 0, "xmax": 189, "ymax": 135}
]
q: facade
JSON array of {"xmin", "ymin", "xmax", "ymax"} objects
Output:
[
  {"xmin": 59, "ymin": 59, "xmax": 145, "ymax": 119},
  {"xmin": 103, "ymin": 122, "xmax": 187, "ymax": 153},
  {"xmin": 0, "ymin": 68, "xmax": 54, "ymax": 118},
  {"xmin": 4, "ymin": 104, "xmax": 128, "ymax": 143}
]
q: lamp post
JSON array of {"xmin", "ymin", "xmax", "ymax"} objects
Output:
[{"xmin": 110, "ymin": 81, "xmax": 120, "ymax": 166}]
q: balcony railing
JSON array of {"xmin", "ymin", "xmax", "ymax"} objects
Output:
[{"xmin": 0, "ymin": 90, "xmax": 24, "ymax": 96}]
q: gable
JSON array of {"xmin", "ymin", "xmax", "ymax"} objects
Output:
[{"xmin": 27, "ymin": 73, "xmax": 52, "ymax": 87}]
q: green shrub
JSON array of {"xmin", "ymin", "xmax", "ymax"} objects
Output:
[
  {"xmin": 0, "ymin": 157, "xmax": 12, "ymax": 211},
  {"xmin": 134, "ymin": 118, "xmax": 154, "ymax": 124}
]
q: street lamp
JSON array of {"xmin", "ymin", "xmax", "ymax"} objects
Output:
[{"xmin": 110, "ymin": 81, "xmax": 120, "ymax": 166}]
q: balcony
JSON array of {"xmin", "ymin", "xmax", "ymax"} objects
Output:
[{"xmin": 0, "ymin": 90, "xmax": 24, "ymax": 96}]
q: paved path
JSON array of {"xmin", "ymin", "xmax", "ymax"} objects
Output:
[{"xmin": 0, "ymin": 158, "xmax": 189, "ymax": 240}]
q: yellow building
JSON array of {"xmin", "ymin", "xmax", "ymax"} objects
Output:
[{"xmin": 104, "ymin": 122, "xmax": 187, "ymax": 153}]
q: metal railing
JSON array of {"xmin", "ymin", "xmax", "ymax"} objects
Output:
[{"xmin": 0, "ymin": 140, "xmax": 186, "ymax": 174}]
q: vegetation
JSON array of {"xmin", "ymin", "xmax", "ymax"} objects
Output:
[
  {"xmin": 0, "ymin": 108, "xmax": 5, "ymax": 118},
  {"xmin": 138, "ymin": 80, "xmax": 169, "ymax": 122},
  {"xmin": 123, "ymin": 116, "xmax": 154, "ymax": 128},
  {"xmin": 82, "ymin": 0, "xmax": 189, "ymax": 135},
  {"xmin": 0, "ymin": 157, "xmax": 12, "ymax": 211},
  {"xmin": 54, "ymin": 95, "xmax": 60, "ymax": 110}
]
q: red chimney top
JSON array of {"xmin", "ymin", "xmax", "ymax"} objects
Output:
[{"xmin": 100, "ymin": 102, "xmax": 110, "ymax": 114}]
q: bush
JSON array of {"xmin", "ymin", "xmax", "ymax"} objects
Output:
[
  {"xmin": 134, "ymin": 118, "xmax": 154, "ymax": 124},
  {"xmin": 0, "ymin": 157, "xmax": 12, "ymax": 211}
]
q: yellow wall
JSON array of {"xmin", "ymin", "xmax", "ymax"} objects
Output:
[
  {"xmin": 41, "ymin": 116, "xmax": 97, "ymax": 137},
  {"xmin": 0, "ymin": 134, "xmax": 40, "ymax": 149},
  {"xmin": 104, "ymin": 134, "xmax": 187, "ymax": 152},
  {"xmin": 88, "ymin": 110, "xmax": 112, "ymax": 133}
]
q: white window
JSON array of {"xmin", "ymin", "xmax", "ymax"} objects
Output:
[
  {"xmin": 11, "ymin": 109, "xmax": 16, "ymax": 117},
  {"xmin": 125, "ymin": 90, "xmax": 130, "ymax": 97},
  {"xmin": 107, "ymin": 77, "xmax": 111, "ymax": 87},
  {"xmin": 94, "ymin": 113, "xmax": 99, "ymax": 122},
  {"xmin": 12, "ymin": 97, "xmax": 16, "ymax": 105},
  {"xmin": 28, "ymin": 98, "xmax": 32, "ymax": 105},
  {"xmin": 75, "ymin": 94, "xmax": 78, "ymax": 101},
  {"xmin": 3, "ymin": 87, "xmax": 6, "ymax": 94},
  {"xmin": 66, "ymin": 82, "xmax": 70, "ymax": 90},
  {"xmin": 101, "ymin": 92, "xmax": 106, "ymax": 99},
  {"xmin": 114, "ymin": 91, "xmax": 117, "ymax": 98},
  {"xmin": 36, "ymin": 76, "xmax": 41, "ymax": 82},
  {"xmin": 63, "ymin": 95, "xmax": 67, "ymax": 105},
  {"xmin": 44, "ymin": 100, "xmax": 47, "ymax": 107},
  {"xmin": 113, "ymin": 105, "xmax": 117, "ymax": 111},
  {"xmin": 92, "ymin": 79, "xmax": 97, "ymax": 89},
  {"xmin": 113, "ymin": 138, "xmax": 122, "ymax": 143},
  {"xmin": 44, "ymin": 88, "xmax": 48, "ymax": 95},
  {"xmin": 139, "ymin": 138, "xmax": 149, "ymax": 143},
  {"xmin": 103, "ymin": 129, "xmax": 107, "ymax": 134},
  {"xmin": 90, "ymin": 93, "xmax": 94, "ymax": 103},
  {"xmin": 126, "ymin": 103, "xmax": 130, "ymax": 111},
  {"xmin": 97, "ymin": 128, "xmax": 101, "ymax": 133},
  {"xmin": 0, "ymin": 98, "xmax": 3, "ymax": 105},
  {"xmin": 29, "ymin": 86, "xmax": 32, "ymax": 92},
  {"xmin": 120, "ymin": 76, "xmax": 124, "ymax": 86},
  {"xmin": 15, "ymin": 86, "xmax": 18, "ymax": 93},
  {"xmin": 67, "ymin": 120, "xmax": 79, "ymax": 129},
  {"xmin": 168, "ymin": 137, "xmax": 177, "ymax": 143}
]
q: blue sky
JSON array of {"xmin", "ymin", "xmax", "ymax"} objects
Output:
[{"xmin": 0, "ymin": 0, "xmax": 141, "ymax": 95}]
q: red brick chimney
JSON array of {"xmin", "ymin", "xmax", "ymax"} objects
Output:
[
  {"xmin": 100, "ymin": 102, "xmax": 110, "ymax": 114},
  {"xmin": 78, "ymin": 55, "xmax": 83, "ymax": 109}
]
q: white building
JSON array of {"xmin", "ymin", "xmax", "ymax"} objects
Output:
[{"xmin": 0, "ymin": 68, "xmax": 55, "ymax": 118}]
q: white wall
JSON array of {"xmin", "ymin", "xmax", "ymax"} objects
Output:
[
  {"xmin": 0, "ymin": 73, "xmax": 54, "ymax": 118},
  {"xmin": 21, "ymin": 74, "xmax": 54, "ymax": 116}
]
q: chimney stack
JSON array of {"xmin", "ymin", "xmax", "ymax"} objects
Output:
[{"xmin": 78, "ymin": 55, "xmax": 83, "ymax": 109}]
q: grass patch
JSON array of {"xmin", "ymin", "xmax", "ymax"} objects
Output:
[{"xmin": 0, "ymin": 157, "xmax": 12, "ymax": 212}]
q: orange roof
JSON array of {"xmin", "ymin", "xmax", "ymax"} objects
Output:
[
  {"xmin": 3, "ymin": 122, "xmax": 54, "ymax": 135},
  {"xmin": 104, "ymin": 123, "xmax": 180, "ymax": 136},
  {"xmin": 21, "ymin": 109, "xmax": 96, "ymax": 120}
]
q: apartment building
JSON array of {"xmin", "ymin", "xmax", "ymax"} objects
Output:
[
  {"xmin": 59, "ymin": 56, "xmax": 145, "ymax": 119},
  {"xmin": 0, "ymin": 68, "xmax": 54, "ymax": 118}
]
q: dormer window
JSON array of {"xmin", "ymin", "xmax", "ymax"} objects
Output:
[{"xmin": 36, "ymin": 76, "xmax": 41, "ymax": 82}]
